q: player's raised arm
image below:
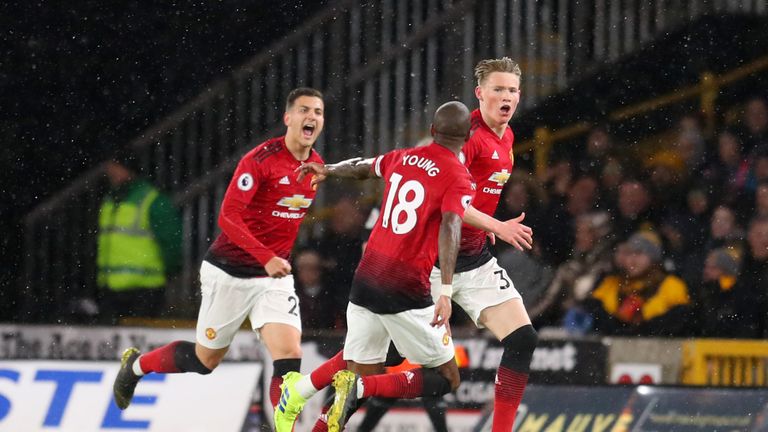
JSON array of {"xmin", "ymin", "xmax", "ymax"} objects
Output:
[
  {"xmin": 296, "ymin": 156, "xmax": 375, "ymax": 187},
  {"xmin": 463, "ymin": 205, "xmax": 533, "ymax": 251}
]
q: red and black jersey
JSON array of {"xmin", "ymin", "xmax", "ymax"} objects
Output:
[
  {"xmin": 456, "ymin": 108, "xmax": 515, "ymax": 271},
  {"xmin": 204, "ymin": 137, "xmax": 323, "ymax": 277},
  {"xmin": 350, "ymin": 143, "xmax": 475, "ymax": 314}
]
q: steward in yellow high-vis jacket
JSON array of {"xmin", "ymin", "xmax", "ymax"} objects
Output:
[{"xmin": 97, "ymin": 154, "xmax": 181, "ymax": 322}]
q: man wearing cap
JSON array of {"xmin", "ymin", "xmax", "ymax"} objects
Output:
[
  {"xmin": 97, "ymin": 151, "xmax": 182, "ymax": 323},
  {"xmin": 698, "ymin": 247, "xmax": 754, "ymax": 337},
  {"xmin": 585, "ymin": 231, "xmax": 692, "ymax": 336}
]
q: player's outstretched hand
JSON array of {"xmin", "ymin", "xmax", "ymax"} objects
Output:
[
  {"xmin": 431, "ymin": 295, "xmax": 452, "ymax": 336},
  {"xmin": 296, "ymin": 162, "xmax": 328, "ymax": 186},
  {"xmin": 496, "ymin": 212, "xmax": 533, "ymax": 251},
  {"xmin": 265, "ymin": 256, "xmax": 292, "ymax": 278}
]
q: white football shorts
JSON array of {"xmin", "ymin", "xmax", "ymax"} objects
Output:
[
  {"xmin": 429, "ymin": 257, "xmax": 521, "ymax": 327},
  {"xmin": 343, "ymin": 302, "xmax": 455, "ymax": 368},
  {"xmin": 196, "ymin": 261, "xmax": 302, "ymax": 349}
]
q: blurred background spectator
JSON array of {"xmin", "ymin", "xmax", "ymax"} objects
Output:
[
  {"xmin": 313, "ymin": 196, "xmax": 366, "ymax": 326},
  {"xmin": 584, "ymin": 231, "xmax": 692, "ymax": 337},
  {"xmin": 696, "ymin": 247, "xmax": 751, "ymax": 338},
  {"xmin": 97, "ymin": 150, "xmax": 181, "ymax": 323},
  {"xmin": 293, "ymin": 248, "xmax": 338, "ymax": 330},
  {"xmin": 530, "ymin": 211, "xmax": 613, "ymax": 328}
]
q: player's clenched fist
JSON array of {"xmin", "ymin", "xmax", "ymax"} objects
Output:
[{"xmin": 265, "ymin": 256, "xmax": 292, "ymax": 278}]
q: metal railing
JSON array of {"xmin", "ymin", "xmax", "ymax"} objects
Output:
[
  {"xmin": 520, "ymin": 53, "xmax": 768, "ymax": 178},
  {"xmin": 682, "ymin": 339, "xmax": 768, "ymax": 386},
  {"xmin": 21, "ymin": 0, "xmax": 767, "ymax": 321}
]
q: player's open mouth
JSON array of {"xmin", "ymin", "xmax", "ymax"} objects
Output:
[
  {"xmin": 500, "ymin": 105, "xmax": 511, "ymax": 115},
  {"xmin": 302, "ymin": 124, "xmax": 316, "ymax": 138}
]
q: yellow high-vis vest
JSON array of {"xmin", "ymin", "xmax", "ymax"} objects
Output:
[{"xmin": 97, "ymin": 185, "xmax": 165, "ymax": 291}]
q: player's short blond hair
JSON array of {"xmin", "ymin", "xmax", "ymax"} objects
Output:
[{"xmin": 474, "ymin": 57, "xmax": 522, "ymax": 86}]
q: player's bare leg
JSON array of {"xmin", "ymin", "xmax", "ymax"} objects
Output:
[
  {"xmin": 478, "ymin": 298, "xmax": 538, "ymax": 431},
  {"xmin": 195, "ymin": 344, "xmax": 229, "ymax": 370}
]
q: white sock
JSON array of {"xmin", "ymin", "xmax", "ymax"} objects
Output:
[
  {"xmin": 356, "ymin": 377, "xmax": 364, "ymax": 399},
  {"xmin": 131, "ymin": 356, "xmax": 145, "ymax": 376},
  {"xmin": 295, "ymin": 375, "xmax": 319, "ymax": 399}
]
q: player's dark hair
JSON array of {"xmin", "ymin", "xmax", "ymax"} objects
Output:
[{"xmin": 285, "ymin": 87, "xmax": 323, "ymax": 111}]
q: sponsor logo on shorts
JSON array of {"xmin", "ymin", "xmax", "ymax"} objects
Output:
[
  {"xmin": 442, "ymin": 332, "xmax": 451, "ymax": 346},
  {"xmin": 205, "ymin": 328, "xmax": 217, "ymax": 340}
]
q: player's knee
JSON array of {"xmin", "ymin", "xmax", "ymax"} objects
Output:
[
  {"xmin": 446, "ymin": 371, "xmax": 460, "ymax": 392},
  {"xmin": 500, "ymin": 324, "xmax": 538, "ymax": 372},
  {"xmin": 503, "ymin": 324, "xmax": 538, "ymax": 355}
]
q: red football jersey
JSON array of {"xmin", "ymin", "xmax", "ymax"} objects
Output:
[
  {"xmin": 205, "ymin": 137, "xmax": 323, "ymax": 277},
  {"xmin": 350, "ymin": 143, "xmax": 475, "ymax": 314},
  {"xmin": 458, "ymin": 109, "xmax": 515, "ymax": 261}
]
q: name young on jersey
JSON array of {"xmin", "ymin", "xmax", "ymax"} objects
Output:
[{"xmin": 402, "ymin": 155, "xmax": 440, "ymax": 177}]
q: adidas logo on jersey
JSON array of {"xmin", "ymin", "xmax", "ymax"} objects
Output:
[
  {"xmin": 279, "ymin": 176, "xmax": 290, "ymax": 185},
  {"xmin": 492, "ymin": 150, "xmax": 500, "ymax": 160}
]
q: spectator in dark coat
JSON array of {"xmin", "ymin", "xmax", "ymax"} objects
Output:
[
  {"xmin": 696, "ymin": 247, "xmax": 754, "ymax": 338},
  {"xmin": 293, "ymin": 249, "xmax": 337, "ymax": 329}
]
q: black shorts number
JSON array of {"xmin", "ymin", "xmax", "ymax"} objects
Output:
[
  {"xmin": 288, "ymin": 295, "xmax": 299, "ymax": 316},
  {"xmin": 494, "ymin": 270, "xmax": 511, "ymax": 290}
]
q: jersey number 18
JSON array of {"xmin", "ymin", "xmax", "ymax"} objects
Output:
[{"xmin": 381, "ymin": 173, "xmax": 425, "ymax": 235}]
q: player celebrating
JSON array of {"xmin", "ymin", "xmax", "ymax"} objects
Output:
[
  {"xmin": 112, "ymin": 87, "xmax": 325, "ymax": 412},
  {"xmin": 438, "ymin": 57, "xmax": 538, "ymax": 431},
  {"xmin": 277, "ymin": 101, "xmax": 475, "ymax": 431},
  {"xmin": 277, "ymin": 58, "xmax": 536, "ymax": 432}
]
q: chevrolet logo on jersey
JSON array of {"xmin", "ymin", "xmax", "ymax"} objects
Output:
[
  {"xmin": 277, "ymin": 195, "xmax": 313, "ymax": 211},
  {"xmin": 488, "ymin": 169, "xmax": 511, "ymax": 186}
]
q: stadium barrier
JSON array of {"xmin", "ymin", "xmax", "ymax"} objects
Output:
[
  {"xmin": 682, "ymin": 339, "xmax": 768, "ymax": 387},
  {"xmin": 4, "ymin": 325, "xmax": 768, "ymax": 430},
  {"xmin": 473, "ymin": 385, "xmax": 768, "ymax": 432},
  {"xmin": 0, "ymin": 360, "xmax": 261, "ymax": 432}
]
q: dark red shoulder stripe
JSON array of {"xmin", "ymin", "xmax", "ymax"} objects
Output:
[{"xmin": 253, "ymin": 139, "xmax": 283, "ymax": 163}]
